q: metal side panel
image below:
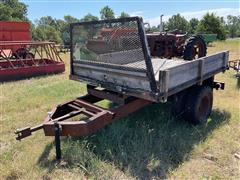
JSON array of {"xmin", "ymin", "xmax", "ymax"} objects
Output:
[
  {"xmin": 72, "ymin": 62, "xmax": 152, "ymax": 92},
  {"xmin": 158, "ymin": 51, "xmax": 229, "ymax": 97}
]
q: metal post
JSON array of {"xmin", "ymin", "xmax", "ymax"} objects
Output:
[
  {"xmin": 159, "ymin": 14, "xmax": 164, "ymax": 32},
  {"xmin": 54, "ymin": 123, "xmax": 61, "ymax": 160}
]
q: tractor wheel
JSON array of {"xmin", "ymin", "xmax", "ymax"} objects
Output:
[
  {"xmin": 15, "ymin": 48, "xmax": 27, "ymax": 59},
  {"xmin": 183, "ymin": 35, "xmax": 207, "ymax": 60},
  {"xmin": 15, "ymin": 48, "xmax": 34, "ymax": 59},
  {"xmin": 184, "ymin": 86, "xmax": 213, "ymax": 124},
  {"xmin": 25, "ymin": 53, "xmax": 34, "ymax": 59}
]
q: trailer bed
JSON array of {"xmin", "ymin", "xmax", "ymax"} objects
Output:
[
  {"xmin": 70, "ymin": 17, "xmax": 229, "ymax": 102},
  {"xmin": 125, "ymin": 58, "xmax": 186, "ymax": 76}
]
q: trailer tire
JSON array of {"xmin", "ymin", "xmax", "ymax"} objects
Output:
[
  {"xmin": 183, "ymin": 35, "xmax": 207, "ymax": 60},
  {"xmin": 184, "ymin": 86, "xmax": 213, "ymax": 124},
  {"xmin": 170, "ymin": 91, "xmax": 187, "ymax": 117}
]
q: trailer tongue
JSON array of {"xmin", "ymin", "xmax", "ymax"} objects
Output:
[
  {"xmin": 15, "ymin": 86, "xmax": 151, "ymax": 159},
  {"xmin": 15, "ymin": 17, "xmax": 229, "ymax": 160},
  {"xmin": 15, "ymin": 87, "xmax": 151, "ymax": 140}
]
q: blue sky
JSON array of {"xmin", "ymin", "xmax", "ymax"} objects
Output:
[{"xmin": 21, "ymin": 0, "xmax": 239, "ymax": 26}]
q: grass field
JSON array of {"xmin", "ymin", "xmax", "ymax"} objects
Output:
[{"xmin": 0, "ymin": 39, "xmax": 239, "ymax": 179}]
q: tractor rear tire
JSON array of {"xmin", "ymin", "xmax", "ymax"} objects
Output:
[
  {"xmin": 183, "ymin": 35, "xmax": 207, "ymax": 60},
  {"xmin": 184, "ymin": 86, "xmax": 213, "ymax": 124},
  {"xmin": 15, "ymin": 48, "xmax": 34, "ymax": 59},
  {"xmin": 25, "ymin": 52, "xmax": 34, "ymax": 59}
]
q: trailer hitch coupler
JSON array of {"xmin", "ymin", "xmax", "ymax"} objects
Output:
[
  {"xmin": 15, "ymin": 124, "xmax": 43, "ymax": 140},
  {"xmin": 213, "ymin": 81, "xmax": 225, "ymax": 90},
  {"xmin": 15, "ymin": 127, "xmax": 32, "ymax": 141}
]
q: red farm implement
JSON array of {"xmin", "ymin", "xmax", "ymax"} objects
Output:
[
  {"xmin": 0, "ymin": 21, "xmax": 65, "ymax": 81},
  {"xmin": 0, "ymin": 41, "xmax": 65, "ymax": 81},
  {"xmin": 0, "ymin": 21, "xmax": 31, "ymax": 41},
  {"xmin": 0, "ymin": 21, "xmax": 31, "ymax": 57}
]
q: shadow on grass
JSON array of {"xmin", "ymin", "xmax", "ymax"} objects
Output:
[{"xmin": 37, "ymin": 103, "xmax": 231, "ymax": 179}]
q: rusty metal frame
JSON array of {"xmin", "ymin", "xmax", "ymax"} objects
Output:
[
  {"xmin": 0, "ymin": 41, "xmax": 63, "ymax": 62},
  {"xmin": 15, "ymin": 86, "xmax": 151, "ymax": 140},
  {"xmin": 0, "ymin": 41, "xmax": 65, "ymax": 82}
]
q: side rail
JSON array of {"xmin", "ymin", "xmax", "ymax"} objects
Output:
[{"xmin": 158, "ymin": 51, "xmax": 229, "ymax": 101}]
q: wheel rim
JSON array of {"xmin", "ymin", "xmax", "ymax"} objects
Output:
[
  {"xmin": 25, "ymin": 53, "xmax": 33, "ymax": 59},
  {"xmin": 192, "ymin": 41, "xmax": 205, "ymax": 59},
  {"xmin": 197, "ymin": 94, "xmax": 210, "ymax": 120}
]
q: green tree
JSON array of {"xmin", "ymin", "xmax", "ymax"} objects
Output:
[
  {"xmin": 0, "ymin": 3, "xmax": 12, "ymax": 20},
  {"xmin": 189, "ymin": 18, "xmax": 199, "ymax": 34},
  {"xmin": 0, "ymin": 0, "xmax": 28, "ymax": 21},
  {"xmin": 33, "ymin": 25, "xmax": 62, "ymax": 44},
  {"xmin": 33, "ymin": 16, "xmax": 63, "ymax": 44},
  {"xmin": 119, "ymin": 12, "xmax": 130, "ymax": 18},
  {"xmin": 81, "ymin": 13, "xmax": 99, "ymax": 22},
  {"xmin": 100, "ymin": 6, "xmax": 115, "ymax": 20},
  {"xmin": 150, "ymin": 26, "xmax": 160, "ymax": 32},
  {"xmin": 37, "ymin": 16, "xmax": 57, "ymax": 27},
  {"xmin": 196, "ymin": 13, "xmax": 227, "ymax": 40},
  {"xmin": 55, "ymin": 19, "xmax": 66, "ymax": 32},
  {"xmin": 63, "ymin": 15, "xmax": 79, "ymax": 24},
  {"xmin": 61, "ymin": 15, "xmax": 79, "ymax": 45},
  {"xmin": 226, "ymin": 15, "xmax": 240, "ymax": 38},
  {"xmin": 165, "ymin": 14, "xmax": 189, "ymax": 32}
]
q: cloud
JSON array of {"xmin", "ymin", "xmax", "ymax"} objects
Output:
[{"xmin": 145, "ymin": 8, "xmax": 240, "ymax": 26}]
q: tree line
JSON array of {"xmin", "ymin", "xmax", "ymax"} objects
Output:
[
  {"xmin": 1, "ymin": 0, "xmax": 239, "ymax": 44},
  {"xmin": 163, "ymin": 13, "xmax": 240, "ymax": 40}
]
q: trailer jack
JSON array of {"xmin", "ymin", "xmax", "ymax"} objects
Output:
[
  {"xmin": 15, "ymin": 87, "xmax": 151, "ymax": 159},
  {"xmin": 54, "ymin": 123, "xmax": 62, "ymax": 160}
]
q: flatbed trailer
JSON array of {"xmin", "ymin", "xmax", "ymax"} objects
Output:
[{"xmin": 15, "ymin": 17, "xmax": 229, "ymax": 159}]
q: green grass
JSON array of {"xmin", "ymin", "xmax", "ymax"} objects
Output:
[{"xmin": 0, "ymin": 40, "xmax": 240, "ymax": 179}]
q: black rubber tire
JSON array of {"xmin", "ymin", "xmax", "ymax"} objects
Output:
[
  {"xmin": 15, "ymin": 48, "xmax": 27, "ymax": 59},
  {"xmin": 170, "ymin": 91, "xmax": 187, "ymax": 118},
  {"xmin": 184, "ymin": 86, "xmax": 213, "ymax": 124},
  {"xmin": 183, "ymin": 35, "xmax": 207, "ymax": 60}
]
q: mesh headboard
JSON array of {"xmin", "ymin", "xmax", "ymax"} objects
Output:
[
  {"xmin": 71, "ymin": 17, "xmax": 149, "ymax": 71},
  {"xmin": 70, "ymin": 17, "xmax": 157, "ymax": 92}
]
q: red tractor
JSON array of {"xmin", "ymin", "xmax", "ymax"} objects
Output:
[
  {"xmin": 146, "ymin": 29, "xmax": 207, "ymax": 60},
  {"xmin": 86, "ymin": 28, "xmax": 138, "ymax": 54},
  {"xmin": 86, "ymin": 26, "xmax": 207, "ymax": 60}
]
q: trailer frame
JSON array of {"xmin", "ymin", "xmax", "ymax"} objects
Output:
[{"xmin": 15, "ymin": 17, "xmax": 229, "ymax": 160}]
